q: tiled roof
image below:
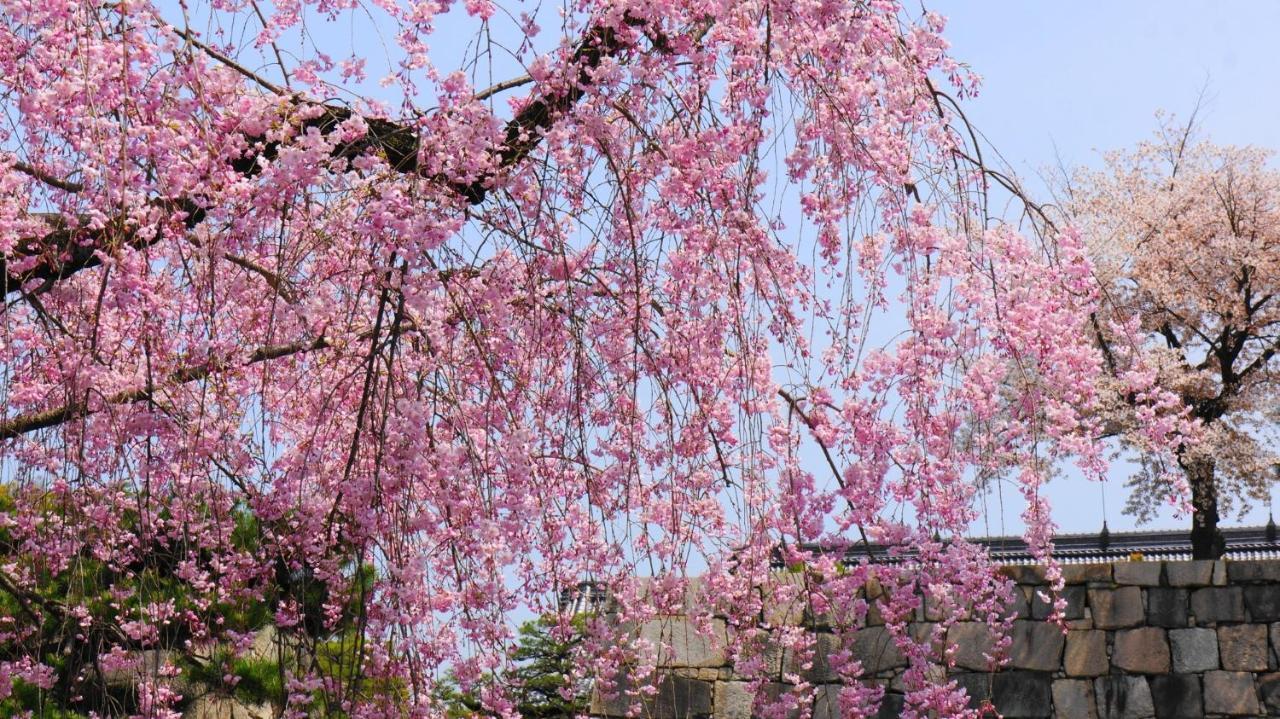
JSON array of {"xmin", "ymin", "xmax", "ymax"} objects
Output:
[
  {"xmin": 981, "ymin": 524, "xmax": 1280, "ymax": 564},
  {"xmin": 801, "ymin": 524, "xmax": 1280, "ymax": 565}
]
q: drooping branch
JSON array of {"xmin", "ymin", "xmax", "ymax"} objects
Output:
[
  {"xmin": 0, "ymin": 335, "xmax": 338, "ymax": 440},
  {"xmin": 4, "ymin": 16, "xmax": 642, "ymax": 300},
  {"xmin": 3, "ymin": 200, "xmax": 206, "ymax": 299},
  {"xmin": 777, "ymin": 388, "xmax": 874, "ymax": 558},
  {"xmin": 0, "ymin": 261, "xmax": 588, "ymax": 439}
]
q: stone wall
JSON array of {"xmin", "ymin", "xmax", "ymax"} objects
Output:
[{"xmin": 590, "ymin": 559, "xmax": 1280, "ymax": 718}]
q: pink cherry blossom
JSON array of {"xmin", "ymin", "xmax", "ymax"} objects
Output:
[{"xmin": 0, "ymin": 1, "xmax": 1181, "ymax": 717}]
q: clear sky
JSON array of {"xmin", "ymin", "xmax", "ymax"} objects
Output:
[
  {"xmin": 929, "ymin": 1, "xmax": 1280, "ymax": 534},
  {"xmin": 930, "ymin": 1, "xmax": 1280, "ymax": 185}
]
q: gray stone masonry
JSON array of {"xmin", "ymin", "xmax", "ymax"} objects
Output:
[
  {"xmin": 1147, "ymin": 674, "xmax": 1200, "ymax": 719},
  {"xmin": 1145, "ymin": 588, "xmax": 1188, "ymax": 628},
  {"xmin": 590, "ymin": 560, "xmax": 1280, "ymax": 719},
  {"xmin": 1095, "ymin": 675, "xmax": 1154, "ymax": 719},
  {"xmin": 811, "ymin": 685, "xmax": 838, "ymax": 719},
  {"xmin": 1062, "ymin": 563, "xmax": 1113, "ymax": 585},
  {"xmin": 640, "ymin": 617, "xmax": 729, "ymax": 668},
  {"xmin": 1169, "ymin": 627, "xmax": 1218, "ymax": 673},
  {"xmin": 850, "ymin": 626, "xmax": 905, "ymax": 673},
  {"xmin": 1244, "ymin": 584, "xmax": 1280, "ymax": 621},
  {"xmin": 1051, "ymin": 679, "xmax": 1095, "ymax": 719},
  {"xmin": 1008, "ymin": 620, "xmax": 1066, "ymax": 671},
  {"xmin": 1112, "ymin": 628, "xmax": 1170, "ymax": 674},
  {"xmin": 780, "ymin": 632, "xmax": 839, "ymax": 682},
  {"xmin": 713, "ymin": 681, "xmax": 752, "ymax": 719},
  {"xmin": 1033, "ymin": 584, "xmax": 1087, "ymax": 620},
  {"xmin": 1259, "ymin": 672, "xmax": 1280, "ymax": 714},
  {"xmin": 991, "ymin": 672, "xmax": 1052, "ymax": 718},
  {"xmin": 1228, "ymin": 559, "xmax": 1280, "ymax": 583},
  {"xmin": 947, "ymin": 622, "xmax": 995, "ymax": 671},
  {"xmin": 1203, "ymin": 671, "xmax": 1260, "ymax": 715},
  {"xmin": 1064, "ymin": 630, "xmax": 1108, "ymax": 677},
  {"xmin": 1165, "ymin": 560, "xmax": 1215, "ymax": 587},
  {"xmin": 1113, "ymin": 561, "xmax": 1162, "ymax": 587},
  {"xmin": 1217, "ymin": 622, "xmax": 1267, "ymax": 671},
  {"xmin": 1190, "ymin": 586, "xmax": 1245, "ymax": 625},
  {"xmin": 1089, "ymin": 585, "xmax": 1145, "ymax": 629}
]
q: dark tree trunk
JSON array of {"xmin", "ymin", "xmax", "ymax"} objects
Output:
[{"xmin": 1187, "ymin": 457, "xmax": 1226, "ymax": 559}]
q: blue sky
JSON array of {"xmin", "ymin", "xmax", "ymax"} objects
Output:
[
  {"xmin": 930, "ymin": 1, "xmax": 1279, "ymax": 534},
  {"xmin": 930, "ymin": 1, "xmax": 1280, "ymax": 185}
]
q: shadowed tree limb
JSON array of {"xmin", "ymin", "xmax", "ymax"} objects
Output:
[{"xmin": 3, "ymin": 16, "xmax": 645, "ymax": 301}]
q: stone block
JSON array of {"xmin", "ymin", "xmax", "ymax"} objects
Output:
[
  {"xmin": 1244, "ymin": 584, "xmax": 1280, "ymax": 622},
  {"xmin": 1112, "ymin": 627, "xmax": 1170, "ymax": 674},
  {"xmin": 907, "ymin": 621, "xmax": 938, "ymax": 647},
  {"xmin": 1113, "ymin": 561, "xmax": 1162, "ymax": 586},
  {"xmin": 1062, "ymin": 563, "xmax": 1113, "ymax": 585},
  {"xmin": 1258, "ymin": 673, "xmax": 1280, "ymax": 716},
  {"xmin": 1067, "ymin": 615, "xmax": 1094, "ymax": 630},
  {"xmin": 1052, "ymin": 679, "xmax": 1097, "ymax": 719},
  {"xmin": 714, "ymin": 681, "xmax": 751, "ymax": 719},
  {"xmin": 727, "ymin": 680, "xmax": 793, "ymax": 711},
  {"xmin": 1218, "ymin": 623, "xmax": 1268, "ymax": 671},
  {"xmin": 999, "ymin": 564, "xmax": 1047, "ymax": 584},
  {"xmin": 1169, "ymin": 627, "xmax": 1219, "ymax": 673},
  {"xmin": 591, "ymin": 674, "xmax": 713, "ymax": 719},
  {"xmin": 590, "ymin": 682, "xmax": 629, "ymax": 716},
  {"xmin": 1065, "ymin": 630, "xmax": 1109, "ymax": 677},
  {"xmin": 640, "ymin": 617, "xmax": 728, "ymax": 668},
  {"xmin": 1007, "ymin": 620, "xmax": 1065, "ymax": 671},
  {"xmin": 1004, "ymin": 586, "xmax": 1032, "ymax": 619},
  {"xmin": 1190, "ymin": 586, "xmax": 1245, "ymax": 625},
  {"xmin": 812, "ymin": 685, "xmax": 839, "ymax": 719},
  {"xmin": 865, "ymin": 598, "xmax": 885, "ymax": 626},
  {"xmin": 1226, "ymin": 559, "xmax": 1280, "ymax": 583},
  {"xmin": 851, "ymin": 626, "xmax": 906, "ymax": 673},
  {"xmin": 991, "ymin": 672, "xmax": 1051, "ymax": 719},
  {"xmin": 726, "ymin": 626, "xmax": 783, "ymax": 680},
  {"xmin": 1147, "ymin": 675, "xmax": 1201, "ymax": 719},
  {"xmin": 1166, "ymin": 560, "xmax": 1215, "ymax": 587},
  {"xmin": 782, "ymin": 632, "xmax": 839, "ymax": 682},
  {"xmin": 1094, "ymin": 675, "xmax": 1155, "ymax": 719},
  {"xmin": 1213, "ymin": 560, "xmax": 1228, "ymax": 585},
  {"xmin": 947, "ymin": 622, "xmax": 995, "ymax": 671},
  {"xmin": 744, "ymin": 683, "xmax": 802, "ymax": 719},
  {"xmin": 1032, "ymin": 585, "xmax": 1086, "ymax": 620},
  {"xmin": 814, "ymin": 684, "xmax": 901, "ymax": 719},
  {"xmin": 762, "ymin": 572, "xmax": 807, "ymax": 626},
  {"xmin": 953, "ymin": 673, "xmax": 992, "ymax": 709},
  {"xmin": 1203, "ymin": 671, "xmax": 1260, "ymax": 716},
  {"xmin": 875, "ymin": 693, "xmax": 904, "ymax": 719},
  {"xmin": 1144, "ymin": 588, "xmax": 1188, "ymax": 628},
  {"xmin": 1090, "ymin": 586, "xmax": 1145, "ymax": 629}
]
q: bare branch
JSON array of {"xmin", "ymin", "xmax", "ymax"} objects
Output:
[
  {"xmin": 9, "ymin": 160, "xmax": 84, "ymax": 193},
  {"xmin": 5, "ymin": 16, "xmax": 649, "ymax": 302}
]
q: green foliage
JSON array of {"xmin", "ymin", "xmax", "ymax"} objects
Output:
[
  {"xmin": 0, "ymin": 679, "xmax": 92, "ymax": 718},
  {"xmin": 439, "ymin": 615, "xmax": 588, "ymax": 719},
  {"xmin": 0, "ymin": 490, "xmax": 388, "ymax": 716},
  {"xmin": 182, "ymin": 646, "xmax": 287, "ymax": 709},
  {"xmin": 0, "ymin": 496, "xmax": 281, "ymax": 715}
]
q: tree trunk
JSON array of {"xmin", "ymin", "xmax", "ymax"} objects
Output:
[{"xmin": 1187, "ymin": 457, "xmax": 1226, "ymax": 559}]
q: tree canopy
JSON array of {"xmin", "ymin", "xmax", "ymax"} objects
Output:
[
  {"xmin": 0, "ymin": 1, "xmax": 1188, "ymax": 716},
  {"xmin": 1064, "ymin": 122, "xmax": 1280, "ymax": 558}
]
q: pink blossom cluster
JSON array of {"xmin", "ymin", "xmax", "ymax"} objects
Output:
[{"xmin": 0, "ymin": 1, "xmax": 1187, "ymax": 717}]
